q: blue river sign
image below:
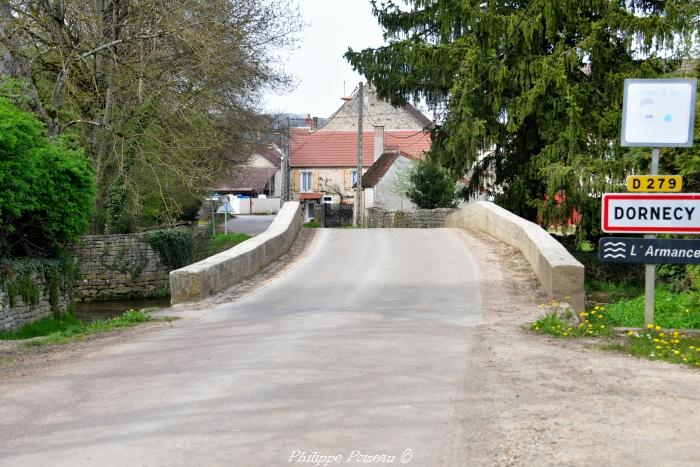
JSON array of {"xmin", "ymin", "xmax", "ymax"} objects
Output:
[{"xmin": 598, "ymin": 237, "xmax": 700, "ymax": 265}]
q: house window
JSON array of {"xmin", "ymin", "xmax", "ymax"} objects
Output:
[
  {"xmin": 351, "ymin": 169, "xmax": 358, "ymax": 188},
  {"xmin": 301, "ymin": 171, "xmax": 312, "ymax": 192}
]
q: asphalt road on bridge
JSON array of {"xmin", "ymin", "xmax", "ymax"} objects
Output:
[{"xmin": 0, "ymin": 229, "xmax": 487, "ymax": 466}]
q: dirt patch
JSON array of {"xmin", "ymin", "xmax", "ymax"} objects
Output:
[{"xmin": 452, "ymin": 228, "xmax": 700, "ymax": 466}]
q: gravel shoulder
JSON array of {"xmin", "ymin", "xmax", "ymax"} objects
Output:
[{"xmin": 454, "ymin": 228, "xmax": 700, "ymax": 466}]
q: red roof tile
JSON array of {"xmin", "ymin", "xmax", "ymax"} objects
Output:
[{"xmin": 290, "ymin": 128, "xmax": 430, "ymax": 168}]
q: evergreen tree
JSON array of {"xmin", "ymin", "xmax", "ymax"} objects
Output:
[
  {"xmin": 346, "ymin": 0, "xmax": 699, "ymax": 238},
  {"xmin": 407, "ymin": 160, "xmax": 457, "ymax": 209}
]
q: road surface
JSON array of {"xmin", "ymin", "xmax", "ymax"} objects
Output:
[
  {"xmin": 0, "ymin": 229, "xmax": 484, "ymax": 466},
  {"xmin": 223, "ymin": 214, "xmax": 276, "ymax": 236},
  {"xmin": 3, "ymin": 228, "xmax": 700, "ymax": 466}
]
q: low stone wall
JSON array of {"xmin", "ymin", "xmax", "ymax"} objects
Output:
[
  {"xmin": 364, "ymin": 208, "xmax": 457, "ymax": 228},
  {"xmin": 72, "ymin": 234, "xmax": 170, "ymax": 302},
  {"xmin": 0, "ymin": 267, "xmax": 71, "ymax": 331},
  {"xmin": 444, "ymin": 201, "xmax": 585, "ymax": 311},
  {"xmin": 169, "ymin": 201, "xmax": 302, "ymax": 304}
]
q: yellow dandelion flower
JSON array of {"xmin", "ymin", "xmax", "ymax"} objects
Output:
[{"xmin": 647, "ymin": 324, "xmax": 654, "ymax": 329}]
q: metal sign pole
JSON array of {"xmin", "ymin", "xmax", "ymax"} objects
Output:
[
  {"xmin": 224, "ymin": 203, "xmax": 228, "ymax": 235},
  {"xmin": 644, "ymin": 147, "xmax": 660, "ymax": 327}
]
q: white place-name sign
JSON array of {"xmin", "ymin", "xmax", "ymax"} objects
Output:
[
  {"xmin": 602, "ymin": 193, "xmax": 700, "ymax": 234},
  {"xmin": 621, "ymin": 78, "xmax": 697, "ymax": 147}
]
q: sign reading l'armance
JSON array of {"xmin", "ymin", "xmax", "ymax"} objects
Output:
[
  {"xmin": 599, "ymin": 237, "xmax": 700, "ymax": 265},
  {"xmin": 602, "ymin": 193, "xmax": 700, "ymax": 234}
]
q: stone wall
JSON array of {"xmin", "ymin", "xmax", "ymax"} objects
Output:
[
  {"xmin": 0, "ymin": 269, "xmax": 71, "ymax": 331},
  {"xmin": 72, "ymin": 234, "xmax": 170, "ymax": 302},
  {"xmin": 444, "ymin": 201, "xmax": 585, "ymax": 312},
  {"xmin": 170, "ymin": 201, "xmax": 302, "ymax": 304},
  {"xmin": 364, "ymin": 208, "xmax": 457, "ymax": 228}
]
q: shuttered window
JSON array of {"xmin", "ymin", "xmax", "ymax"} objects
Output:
[{"xmin": 301, "ymin": 171, "xmax": 312, "ymax": 192}]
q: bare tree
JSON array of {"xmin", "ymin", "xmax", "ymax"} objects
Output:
[{"xmin": 0, "ymin": 0, "xmax": 302, "ymax": 231}]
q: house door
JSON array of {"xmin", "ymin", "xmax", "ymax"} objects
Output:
[{"xmin": 306, "ymin": 202, "xmax": 315, "ymax": 221}]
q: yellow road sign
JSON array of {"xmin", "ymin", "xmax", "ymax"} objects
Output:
[{"xmin": 627, "ymin": 175, "xmax": 683, "ymax": 192}]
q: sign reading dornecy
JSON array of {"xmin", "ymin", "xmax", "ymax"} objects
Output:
[
  {"xmin": 602, "ymin": 193, "xmax": 700, "ymax": 234},
  {"xmin": 599, "ymin": 237, "xmax": 700, "ymax": 265},
  {"xmin": 621, "ymin": 79, "xmax": 697, "ymax": 147}
]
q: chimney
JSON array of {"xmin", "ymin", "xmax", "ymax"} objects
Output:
[
  {"xmin": 312, "ymin": 117, "xmax": 318, "ymax": 130},
  {"xmin": 304, "ymin": 113, "xmax": 313, "ymax": 127},
  {"xmin": 373, "ymin": 125, "xmax": 384, "ymax": 163}
]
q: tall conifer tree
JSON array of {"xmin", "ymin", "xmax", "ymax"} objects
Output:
[{"xmin": 346, "ymin": 0, "xmax": 699, "ymax": 236}]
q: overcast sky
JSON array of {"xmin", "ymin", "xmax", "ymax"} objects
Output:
[{"xmin": 263, "ymin": 0, "xmax": 386, "ymax": 118}]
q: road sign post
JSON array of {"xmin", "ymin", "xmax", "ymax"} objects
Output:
[
  {"xmin": 616, "ymin": 78, "xmax": 697, "ymax": 326},
  {"xmin": 645, "ymin": 149, "xmax": 659, "ymax": 326}
]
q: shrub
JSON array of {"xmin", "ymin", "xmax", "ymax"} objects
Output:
[
  {"xmin": 0, "ymin": 98, "xmax": 95, "ymax": 257},
  {"xmin": 143, "ymin": 227, "xmax": 195, "ymax": 269},
  {"xmin": 406, "ymin": 159, "xmax": 457, "ymax": 209}
]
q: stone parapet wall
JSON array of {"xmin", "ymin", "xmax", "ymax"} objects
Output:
[
  {"xmin": 72, "ymin": 234, "xmax": 170, "ymax": 302},
  {"xmin": 444, "ymin": 201, "xmax": 585, "ymax": 312},
  {"xmin": 364, "ymin": 208, "xmax": 457, "ymax": 228},
  {"xmin": 0, "ymin": 270, "xmax": 71, "ymax": 331},
  {"xmin": 170, "ymin": 202, "xmax": 301, "ymax": 304}
]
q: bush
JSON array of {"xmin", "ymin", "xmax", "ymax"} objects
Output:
[
  {"xmin": 406, "ymin": 159, "xmax": 457, "ymax": 209},
  {"xmin": 0, "ymin": 98, "xmax": 95, "ymax": 257},
  {"xmin": 143, "ymin": 227, "xmax": 195, "ymax": 269}
]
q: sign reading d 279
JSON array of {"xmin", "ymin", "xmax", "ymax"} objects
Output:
[{"xmin": 602, "ymin": 193, "xmax": 700, "ymax": 234}]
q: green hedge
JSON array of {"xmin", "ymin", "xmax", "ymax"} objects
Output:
[
  {"xmin": 0, "ymin": 97, "xmax": 95, "ymax": 257},
  {"xmin": 143, "ymin": 227, "xmax": 195, "ymax": 269}
]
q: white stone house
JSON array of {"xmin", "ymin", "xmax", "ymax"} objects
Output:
[{"xmin": 362, "ymin": 152, "xmax": 418, "ymax": 212}]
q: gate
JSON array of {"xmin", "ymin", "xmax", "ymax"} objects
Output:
[{"xmin": 323, "ymin": 203, "xmax": 354, "ymax": 227}]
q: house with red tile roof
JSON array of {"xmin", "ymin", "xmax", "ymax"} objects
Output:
[{"xmin": 289, "ymin": 84, "xmax": 432, "ymax": 219}]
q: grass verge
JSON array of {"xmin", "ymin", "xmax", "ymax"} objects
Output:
[
  {"xmin": 531, "ymin": 302, "xmax": 612, "ymax": 338},
  {"xmin": 0, "ymin": 310, "xmax": 172, "ymax": 347},
  {"xmin": 203, "ymin": 232, "xmax": 251, "ymax": 257},
  {"xmin": 615, "ymin": 327, "xmax": 700, "ymax": 369},
  {"xmin": 603, "ymin": 287, "xmax": 700, "ymax": 329},
  {"xmin": 303, "ymin": 220, "xmax": 321, "ymax": 228},
  {"xmin": 531, "ymin": 301, "xmax": 700, "ymax": 369}
]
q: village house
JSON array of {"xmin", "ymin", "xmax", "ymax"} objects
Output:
[
  {"xmin": 361, "ymin": 151, "xmax": 418, "ymax": 212},
  {"xmin": 289, "ymin": 84, "xmax": 432, "ymax": 220},
  {"xmin": 213, "ymin": 143, "xmax": 283, "ymax": 214}
]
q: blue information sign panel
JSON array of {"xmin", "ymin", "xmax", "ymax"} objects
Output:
[{"xmin": 598, "ymin": 237, "xmax": 700, "ymax": 265}]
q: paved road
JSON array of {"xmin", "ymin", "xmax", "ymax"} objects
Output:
[
  {"xmin": 223, "ymin": 214, "xmax": 276, "ymax": 236},
  {"xmin": 0, "ymin": 229, "xmax": 484, "ymax": 466}
]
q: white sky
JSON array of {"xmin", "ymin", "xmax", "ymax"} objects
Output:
[{"xmin": 263, "ymin": 0, "xmax": 386, "ymax": 118}]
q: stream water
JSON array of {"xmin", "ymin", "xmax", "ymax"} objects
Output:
[{"xmin": 74, "ymin": 297, "xmax": 171, "ymax": 323}]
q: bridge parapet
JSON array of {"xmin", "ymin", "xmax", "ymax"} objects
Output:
[
  {"xmin": 170, "ymin": 201, "xmax": 302, "ymax": 304},
  {"xmin": 445, "ymin": 201, "xmax": 585, "ymax": 312}
]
